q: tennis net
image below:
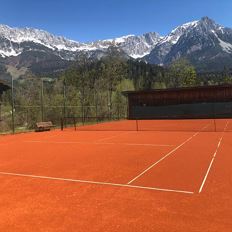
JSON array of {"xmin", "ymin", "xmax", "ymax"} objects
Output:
[{"xmin": 60, "ymin": 116, "xmax": 232, "ymax": 132}]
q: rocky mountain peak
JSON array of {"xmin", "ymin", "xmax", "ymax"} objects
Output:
[
  {"xmin": 1, "ymin": 17, "xmax": 232, "ymax": 73},
  {"xmin": 196, "ymin": 16, "xmax": 219, "ymax": 31}
]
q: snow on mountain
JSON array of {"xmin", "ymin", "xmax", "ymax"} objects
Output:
[
  {"xmin": 144, "ymin": 20, "xmax": 201, "ymax": 64},
  {"xmin": 219, "ymin": 39, "xmax": 232, "ymax": 53},
  {"xmin": 0, "ymin": 24, "xmax": 83, "ymax": 51},
  {"xmin": 144, "ymin": 17, "xmax": 232, "ymax": 69},
  {"xmin": 211, "ymin": 29, "xmax": 232, "ymax": 53},
  {"xmin": 1, "ymin": 17, "xmax": 232, "ymax": 72},
  {"xmin": 161, "ymin": 20, "xmax": 199, "ymax": 45},
  {"xmin": 103, "ymin": 32, "xmax": 161, "ymax": 58},
  {"xmin": 0, "ymin": 24, "xmax": 161, "ymax": 59}
]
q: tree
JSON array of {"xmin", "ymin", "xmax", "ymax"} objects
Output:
[
  {"xmin": 166, "ymin": 58, "xmax": 197, "ymax": 88},
  {"xmin": 223, "ymin": 66, "xmax": 232, "ymax": 84},
  {"xmin": 100, "ymin": 57, "xmax": 127, "ymax": 117}
]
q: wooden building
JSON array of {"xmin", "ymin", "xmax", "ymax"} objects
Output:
[{"xmin": 123, "ymin": 85, "xmax": 232, "ymax": 119}]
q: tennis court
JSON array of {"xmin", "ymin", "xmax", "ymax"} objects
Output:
[{"xmin": 0, "ymin": 119, "xmax": 232, "ymax": 231}]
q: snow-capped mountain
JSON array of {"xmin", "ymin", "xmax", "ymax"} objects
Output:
[
  {"xmin": 0, "ymin": 24, "xmax": 161, "ymax": 60},
  {"xmin": 0, "ymin": 16, "xmax": 232, "ymax": 76},
  {"xmin": 144, "ymin": 20, "xmax": 199, "ymax": 64},
  {"xmin": 101, "ymin": 33, "xmax": 161, "ymax": 58},
  {"xmin": 144, "ymin": 17, "xmax": 232, "ymax": 70}
]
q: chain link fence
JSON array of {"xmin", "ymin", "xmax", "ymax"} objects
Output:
[{"xmin": 0, "ymin": 78, "xmax": 128, "ymax": 134}]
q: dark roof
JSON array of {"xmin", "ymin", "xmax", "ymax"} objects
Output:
[
  {"xmin": 0, "ymin": 80, "xmax": 10, "ymax": 94},
  {"xmin": 122, "ymin": 84, "xmax": 232, "ymax": 95}
]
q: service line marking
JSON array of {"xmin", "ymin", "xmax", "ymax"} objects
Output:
[
  {"xmin": 127, "ymin": 124, "xmax": 210, "ymax": 185},
  {"xmin": 0, "ymin": 142, "xmax": 14, "ymax": 146},
  {"xmin": 24, "ymin": 140, "xmax": 174, "ymax": 147},
  {"xmin": 198, "ymin": 121, "xmax": 230, "ymax": 193},
  {"xmin": 99, "ymin": 142, "xmax": 174, "ymax": 147},
  {"xmin": 0, "ymin": 171, "xmax": 194, "ymax": 195},
  {"xmin": 94, "ymin": 131, "xmax": 134, "ymax": 143}
]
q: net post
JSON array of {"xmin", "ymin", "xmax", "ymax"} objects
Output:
[
  {"xmin": 213, "ymin": 118, "xmax": 216, "ymax": 132},
  {"xmin": 135, "ymin": 118, "xmax": 139, "ymax": 131},
  {"xmin": 213, "ymin": 102, "xmax": 216, "ymax": 132}
]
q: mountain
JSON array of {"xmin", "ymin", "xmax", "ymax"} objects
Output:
[
  {"xmin": 0, "ymin": 24, "xmax": 161, "ymax": 77},
  {"xmin": 0, "ymin": 24, "xmax": 161, "ymax": 60},
  {"xmin": 144, "ymin": 17, "xmax": 232, "ymax": 71},
  {"xmin": 0, "ymin": 17, "xmax": 232, "ymax": 78}
]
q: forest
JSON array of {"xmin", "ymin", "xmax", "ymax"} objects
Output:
[{"xmin": 1, "ymin": 56, "xmax": 232, "ymax": 133}]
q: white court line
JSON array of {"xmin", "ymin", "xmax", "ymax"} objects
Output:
[
  {"xmin": 0, "ymin": 142, "xmax": 14, "ymax": 146},
  {"xmin": 127, "ymin": 124, "xmax": 210, "ymax": 185},
  {"xmin": 198, "ymin": 121, "xmax": 230, "ymax": 193},
  {"xmin": 94, "ymin": 131, "xmax": 133, "ymax": 143},
  {"xmin": 24, "ymin": 140, "xmax": 174, "ymax": 147},
  {"xmin": 23, "ymin": 132, "xmax": 61, "ymax": 141},
  {"xmin": 98, "ymin": 142, "xmax": 174, "ymax": 147},
  {"xmin": 0, "ymin": 171, "xmax": 194, "ymax": 195}
]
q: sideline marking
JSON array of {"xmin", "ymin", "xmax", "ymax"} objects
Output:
[
  {"xmin": 0, "ymin": 171, "xmax": 194, "ymax": 195},
  {"xmin": 198, "ymin": 121, "xmax": 230, "ymax": 193},
  {"xmin": 24, "ymin": 140, "xmax": 174, "ymax": 147},
  {"xmin": 127, "ymin": 124, "xmax": 209, "ymax": 185}
]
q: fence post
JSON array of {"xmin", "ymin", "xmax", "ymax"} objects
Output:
[
  {"xmin": 11, "ymin": 76, "xmax": 15, "ymax": 134},
  {"xmin": 41, "ymin": 79, "xmax": 44, "ymax": 122},
  {"xmin": 61, "ymin": 118, "xmax": 63, "ymax": 131},
  {"xmin": 63, "ymin": 78, "xmax": 66, "ymax": 119}
]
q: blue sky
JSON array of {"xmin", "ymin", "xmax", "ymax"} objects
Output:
[{"xmin": 0, "ymin": 0, "xmax": 232, "ymax": 42}]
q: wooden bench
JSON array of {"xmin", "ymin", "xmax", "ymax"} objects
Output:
[{"xmin": 35, "ymin": 121, "xmax": 54, "ymax": 132}]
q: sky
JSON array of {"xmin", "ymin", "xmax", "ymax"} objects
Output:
[{"xmin": 0, "ymin": 0, "xmax": 232, "ymax": 42}]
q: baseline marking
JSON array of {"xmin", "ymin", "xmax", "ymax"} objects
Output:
[
  {"xmin": 0, "ymin": 171, "xmax": 194, "ymax": 195},
  {"xmin": 198, "ymin": 121, "xmax": 230, "ymax": 193},
  {"xmin": 127, "ymin": 124, "xmax": 209, "ymax": 185}
]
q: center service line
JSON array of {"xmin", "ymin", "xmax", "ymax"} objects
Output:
[
  {"xmin": 198, "ymin": 121, "xmax": 230, "ymax": 193},
  {"xmin": 127, "ymin": 124, "xmax": 209, "ymax": 185}
]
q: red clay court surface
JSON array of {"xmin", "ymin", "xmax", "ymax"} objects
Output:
[{"xmin": 0, "ymin": 119, "xmax": 232, "ymax": 231}]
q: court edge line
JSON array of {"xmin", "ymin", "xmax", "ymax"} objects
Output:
[
  {"xmin": 23, "ymin": 140, "xmax": 174, "ymax": 147},
  {"xmin": 198, "ymin": 121, "xmax": 230, "ymax": 193},
  {"xmin": 127, "ymin": 124, "xmax": 209, "ymax": 185},
  {"xmin": 0, "ymin": 171, "xmax": 193, "ymax": 195}
]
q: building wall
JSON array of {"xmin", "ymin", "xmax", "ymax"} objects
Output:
[
  {"xmin": 126, "ymin": 86, "xmax": 232, "ymax": 119},
  {"xmin": 131, "ymin": 102, "xmax": 232, "ymax": 119}
]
